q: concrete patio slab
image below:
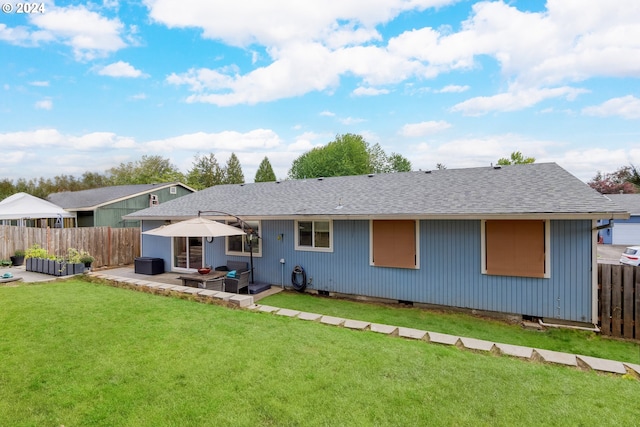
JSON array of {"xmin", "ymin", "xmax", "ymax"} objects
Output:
[
  {"xmin": 427, "ymin": 331, "xmax": 459, "ymax": 345},
  {"xmin": 344, "ymin": 319, "xmax": 370, "ymax": 330},
  {"xmin": 459, "ymin": 337, "xmax": 496, "ymax": 352},
  {"xmin": 297, "ymin": 312, "xmax": 322, "ymax": 321},
  {"xmin": 320, "ymin": 315, "xmax": 345, "ymax": 326},
  {"xmin": 370, "ymin": 323, "xmax": 397, "ymax": 335},
  {"xmin": 495, "ymin": 343, "xmax": 534, "ymax": 359},
  {"xmin": 533, "ymin": 349, "xmax": 577, "ymax": 366},
  {"xmin": 275, "ymin": 308, "xmax": 301, "ymax": 317},
  {"xmin": 398, "ymin": 327, "xmax": 427, "ymax": 340},
  {"xmin": 576, "ymin": 355, "xmax": 627, "ymax": 374}
]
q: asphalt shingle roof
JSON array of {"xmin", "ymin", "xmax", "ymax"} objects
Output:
[
  {"xmin": 48, "ymin": 183, "xmax": 185, "ymax": 209},
  {"xmin": 604, "ymin": 193, "xmax": 640, "ymax": 215},
  {"xmin": 124, "ymin": 163, "xmax": 628, "ymax": 220}
]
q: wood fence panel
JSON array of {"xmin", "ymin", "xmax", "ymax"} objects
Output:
[
  {"xmin": 0, "ymin": 225, "xmax": 140, "ymax": 268},
  {"xmin": 600, "ymin": 264, "xmax": 612, "ymax": 335},
  {"xmin": 611, "ymin": 265, "xmax": 623, "ymax": 338},
  {"xmin": 623, "ymin": 265, "xmax": 635, "ymax": 339},
  {"xmin": 598, "ymin": 263, "xmax": 638, "ymax": 340}
]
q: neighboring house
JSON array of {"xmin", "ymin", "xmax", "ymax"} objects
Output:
[
  {"xmin": 597, "ymin": 193, "xmax": 640, "ymax": 245},
  {"xmin": 124, "ymin": 163, "xmax": 628, "ymax": 325},
  {"xmin": 49, "ymin": 183, "xmax": 195, "ymax": 228}
]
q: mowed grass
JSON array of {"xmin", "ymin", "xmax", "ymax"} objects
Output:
[
  {"xmin": 261, "ymin": 291, "xmax": 640, "ymax": 364},
  {"xmin": 0, "ymin": 280, "xmax": 638, "ymax": 427}
]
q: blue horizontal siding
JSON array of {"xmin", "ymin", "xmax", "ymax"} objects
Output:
[{"xmin": 142, "ymin": 218, "xmax": 594, "ymax": 322}]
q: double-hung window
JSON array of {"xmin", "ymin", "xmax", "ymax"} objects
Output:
[
  {"xmin": 295, "ymin": 220, "xmax": 333, "ymax": 252},
  {"xmin": 226, "ymin": 220, "xmax": 261, "ymax": 257}
]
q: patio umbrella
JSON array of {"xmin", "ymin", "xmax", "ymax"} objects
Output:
[{"xmin": 142, "ymin": 217, "xmax": 246, "ymax": 238}]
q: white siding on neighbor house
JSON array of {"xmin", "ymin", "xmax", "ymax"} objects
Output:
[{"xmin": 612, "ymin": 222, "xmax": 640, "ymax": 245}]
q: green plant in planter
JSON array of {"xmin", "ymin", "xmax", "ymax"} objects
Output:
[
  {"xmin": 0, "ymin": 259, "xmax": 11, "ymax": 267},
  {"xmin": 10, "ymin": 249, "xmax": 26, "ymax": 266},
  {"xmin": 79, "ymin": 251, "xmax": 95, "ymax": 267},
  {"xmin": 25, "ymin": 244, "xmax": 49, "ymax": 259}
]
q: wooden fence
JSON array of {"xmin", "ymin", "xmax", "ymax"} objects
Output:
[
  {"xmin": 0, "ymin": 225, "xmax": 140, "ymax": 268},
  {"xmin": 598, "ymin": 263, "xmax": 640, "ymax": 340}
]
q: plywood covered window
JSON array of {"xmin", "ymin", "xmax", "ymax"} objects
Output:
[
  {"xmin": 371, "ymin": 220, "xmax": 417, "ymax": 269},
  {"xmin": 484, "ymin": 220, "xmax": 548, "ymax": 278}
]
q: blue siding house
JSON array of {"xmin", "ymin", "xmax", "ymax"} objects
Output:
[
  {"xmin": 124, "ymin": 163, "xmax": 628, "ymax": 326},
  {"xmin": 596, "ymin": 194, "xmax": 640, "ymax": 245}
]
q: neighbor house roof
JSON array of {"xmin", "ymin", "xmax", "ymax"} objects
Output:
[
  {"xmin": 0, "ymin": 192, "xmax": 74, "ymax": 220},
  {"xmin": 48, "ymin": 182, "xmax": 194, "ymax": 211},
  {"xmin": 604, "ymin": 193, "xmax": 640, "ymax": 215},
  {"xmin": 124, "ymin": 163, "xmax": 629, "ymax": 221}
]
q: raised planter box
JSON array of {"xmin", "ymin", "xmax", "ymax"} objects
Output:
[{"xmin": 26, "ymin": 258, "xmax": 85, "ymax": 276}]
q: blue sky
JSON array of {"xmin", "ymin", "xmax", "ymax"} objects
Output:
[{"xmin": 1, "ymin": 0, "xmax": 639, "ymax": 183}]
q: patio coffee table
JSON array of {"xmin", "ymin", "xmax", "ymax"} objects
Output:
[{"xmin": 177, "ymin": 271, "xmax": 227, "ymax": 290}]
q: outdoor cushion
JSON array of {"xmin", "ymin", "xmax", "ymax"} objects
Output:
[{"xmin": 226, "ymin": 270, "xmax": 237, "ymax": 278}]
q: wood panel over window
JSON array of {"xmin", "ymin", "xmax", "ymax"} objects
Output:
[
  {"xmin": 372, "ymin": 220, "xmax": 416, "ymax": 269},
  {"xmin": 485, "ymin": 220, "xmax": 545, "ymax": 278}
]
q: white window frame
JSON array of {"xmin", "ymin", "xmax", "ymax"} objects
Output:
[
  {"xmin": 225, "ymin": 220, "xmax": 262, "ymax": 258},
  {"xmin": 481, "ymin": 219, "xmax": 551, "ymax": 279},
  {"xmin": 295, "ymin": 219, "xmax": 333, "ymax": 252}
]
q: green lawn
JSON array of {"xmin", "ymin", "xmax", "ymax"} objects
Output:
[
  {"xmin": 0, "ymin": 279, "xmax": 638, "ymax": 427},
  {"xmin": 260, "ymin": 291, "xmax": 640, "ymax": 364}
]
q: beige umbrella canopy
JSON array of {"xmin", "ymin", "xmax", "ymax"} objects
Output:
[{"xmin": 142, "ymin": 217, "xmax": 246, "ymax": 238}]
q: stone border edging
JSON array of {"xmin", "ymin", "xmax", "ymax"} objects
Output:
[{"xmin": 250, "ymin": 303, "xmax": 640, "ymax": 379}]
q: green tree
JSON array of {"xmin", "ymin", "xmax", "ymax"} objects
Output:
[
  {"xmin": 387, "ymin": 153, "xmax": 412, "ymax": 172},
  {"xmin": 288, "ymin": 133, "xmax": 411, "ymax": 179},
  {"xmin": 107, "ymin": 155, "xmax": 185, "ymax": 185},
  {"xmin": 497, "ymin": 151, "xmax": 535, "ymax": 166},
  {"xmin": 254, "ymin": 156, "xmax": 277, "ymax": 182},
  {"xmin": 187, "ymin": 153, "xmax": 224, "ymax": 190},
  {"xmin": 0, "ymin": 179, "xmax": 16, "ymax": 201},
  {"xmin": 223, "ymin": 153, "xmax": 245, "ymax": 184}
]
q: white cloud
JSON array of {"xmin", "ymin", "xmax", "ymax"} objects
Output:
[
  {"xmin": 353, "ymin": 87, "xmax": 390, "ymax": 96},
  {"xmin": 142, "ymin": 129, "xmax": 283, "ymax": 152},
  {"xmin": 35, "ymin": 99, "xmax": 52, "ymax": 110},
  {"xmin": 451, "ymin": 86, "xmax": 588, "ymax": 116},
  {"xmin": 29, "ymin": 5, "xmax": 128, "ymax": 60},
  {"xmin": 97, "ymin": 61, "xmax": 148, "ymax": 78},
  {"xmin": 157, "ymin": 0, "xmax": 640, "ymax": 109},
  {"xmin": 437, "ymin": 85, "xmax": 469, "ymax": 93},
  {"xmin": 145, "ymin": 0, "xmax": 456, "ymax": 48},
  {"xmin": 0, "ymin": 129, "xmax": 134, "ymax": 150},
  {"xmin": 582, "ymin": 95, "xmax": 640, "ymax": 119},
  {"xmin": 399, "ymin": 120, "xmax": 451, "ymax": 137},
  {"xmin": 29, "ymin": 81, "xmax": 50, "ymax": 87}
]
